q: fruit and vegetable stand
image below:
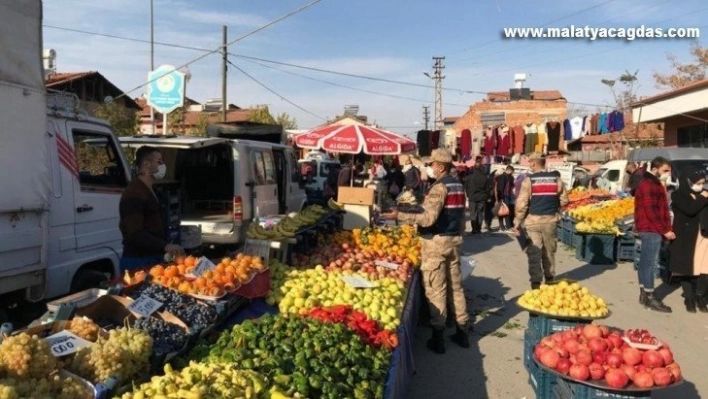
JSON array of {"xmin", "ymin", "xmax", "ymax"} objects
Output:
[
  {"xmin": 0, "ymin": 219, "xmax": 423, "ymax": 398},
  {"xmin": 518, "ymin": 281, "xmax": 685, "ymax": 398}
]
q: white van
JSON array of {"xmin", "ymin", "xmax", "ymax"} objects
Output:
[
  {"xmin": 120, "ymin": 136, "xmax": 307, "ymax": 246},
  {"xmin": 593, "ymin": 149, "xmax": 708, "ymax": 193}
]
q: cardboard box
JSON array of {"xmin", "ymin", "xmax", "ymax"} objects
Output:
[
  {"xmin": 338, "ymin": 187, "xmax": 375, "ymax": 206},
  {"xmin": 343, "ymin": 204, "xmax": 372, "ymax": 230}
]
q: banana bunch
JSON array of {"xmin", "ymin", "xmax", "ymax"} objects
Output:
[
  {"xmin": 246, "ymin": 205, "xmax": 330, "ymax": 240},
  {"xmin": 246, "ymin": 223, "xmax": 280, "ymax": 240},
  {"xmin": 328, "ymin": 197, "xmax": 344, "ymax": 210}
]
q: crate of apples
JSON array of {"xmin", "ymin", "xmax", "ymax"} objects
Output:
[{"xmin": 534, "ymin": 324, "xmax": 682, "ymax": 390}]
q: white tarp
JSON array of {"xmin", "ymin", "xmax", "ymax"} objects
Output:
[{"xmin": 0, "ymin": 0, "xmax": 50, "ymax": 211}]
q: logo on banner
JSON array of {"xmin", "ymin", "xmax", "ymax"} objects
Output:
[
  {"xmin": 332, "ymin": 137, "xmax": 357, "ymax": 142},
  {"xmin": 365, "ymin": 138, "xmax": 388, "ymax": 144},
  {"xmin": 329, "ymin": 143, "xmax": 356, "ymax": 150},
  {"xmin": 370, "ymin": 145, "xmax": 395, "ymax": 152}
]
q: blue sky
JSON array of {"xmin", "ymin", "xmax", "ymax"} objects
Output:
[{"xmin": 44, "ymin": 0, "xmax": 707, "ymax": 133}]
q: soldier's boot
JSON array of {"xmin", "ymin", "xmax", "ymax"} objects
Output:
[
  {"xmin": 450, "ymin": 325, "xmax": 470, "ymax": 348},
  {"xmin": 426, "ymin": 327, "xmax": 445, "ymax": 354}
]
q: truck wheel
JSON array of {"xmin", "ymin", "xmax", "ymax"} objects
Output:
[{"xmin": 70, "ymin": 269, "xmax": 108, "ymax": 293}]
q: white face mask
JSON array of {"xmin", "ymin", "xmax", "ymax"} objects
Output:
[
  {"xmin": 691, "ymin": 183, "xmax": 704, "ymax": 193},
  {"xmin": 154, "ymin": 164, "xmax": 167, "ymax": 180},
  {"xmin": 426, "ymin": 166, "xmax": 436, "ymax": 179},
  {"xmin": 402, "ymin": 164, "xmax": 412, "ymax": 172},
  {"xmin": 658, "ymin": 172, "xmax": 671, "ymax": 181}
]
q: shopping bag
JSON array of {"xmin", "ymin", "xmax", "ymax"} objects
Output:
[
  {"xmin": 388, "ymin": 182, "xmax": 400, "ymax": 196},
  {"xmin": 492, "ymin": 201, "xmax": 509, "ymax": 217},
  {"xmin": 460, "ymin": 254, "xmax": 477, "ymax": 277}
]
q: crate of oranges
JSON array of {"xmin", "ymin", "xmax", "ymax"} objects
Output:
[{"xmin": 144, "ymin": 255, "xmax": 268, "ymax": 301}]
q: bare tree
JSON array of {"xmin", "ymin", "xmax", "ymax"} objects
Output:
[{"xmin": 653, "ymin": 42, "xmax": 708, "ymax": 89}]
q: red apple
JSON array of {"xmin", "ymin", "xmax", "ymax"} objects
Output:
[
  {"xmin": 575, "ymin": 350, "xmax": 593, "ymax": 366},
  {"xmin": 606, "ymin": 353, "xmax": 624, "ymax": 369},
  {"xmin": 588, "ymin": 337, "xmax": 608, "ymax": 352},
  {"xmin": 588, "ymin": 362, "xmax": 606, "ymax": 380},
  {"xmin": 622, "ymin": 348, "xmax": 643, "ymax": 366},
  {"xmin": 569, "ymin": 364, "xmax": 591, "ymax": 381},
  {"xmin": 643, "ymin": 350, "xmax": 664, "ymax": 368},
  {"xmin": 556, "ymin": 358, "xmax": 572, "ymax": 375},
  {"xmin": 563, "ymin": 339, "xmax": 581, "ymax": 355},
  {"xmin": 540, "ymin": 349, "xmax": 561, "ymax": 369},
  {"xmin": 651, "ymin": 367, "xmax": 673, "ymax": 387},
  {"xmin": 592, "ymin": 351, "xmax": 607, "ymax": 365},
  {"xmin": 633, "ymin": 371, "xmax": 655, "ymax": 388},
  {"xmin": 605, "ymin": 368, "xmax": 630, "ymax": 389}
]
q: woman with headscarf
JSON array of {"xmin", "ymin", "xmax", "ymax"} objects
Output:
[{"xmin": 669, "ymin": 167, "xmax": 708, "ymax": 313}]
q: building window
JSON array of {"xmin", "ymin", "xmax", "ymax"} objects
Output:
[{"xmin": 677, "ymin": 123, "xmax": 708, "ymax": 148}]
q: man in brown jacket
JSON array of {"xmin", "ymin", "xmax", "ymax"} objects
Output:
[
  {"xmin": 515, "ymin": 153, "xmax": 569, "ymax": 289},
  {"xmin": 119, "ymin": 146, "xmax": 183, "ymax": 271}
]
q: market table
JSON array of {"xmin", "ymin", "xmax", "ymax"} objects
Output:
[{"xmin": 219, "ymin": 271, "xmax": 422, "ymax": 399}]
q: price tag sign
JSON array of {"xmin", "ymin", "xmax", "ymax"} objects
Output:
[
  {"xmin": 127, "ymin": 295, "xmax": 163, "ymax": 318},
  {"xmin": 45, "ymin": 330, "xmax": 92, "ymax": 357},
  {"xmin": 341, "ymin": 275, "xmax": 377, "ymax": 289},
  {"xmin": 243, "ymin": 239, "xmax": 271, "ymax": 263},
  {"xmin": 193, "ymin": 256, "xmax": 217, "ymax": 277},
  {"xmin": 375, "ymin": 260, "xmax": 400, "ymax": 270}
]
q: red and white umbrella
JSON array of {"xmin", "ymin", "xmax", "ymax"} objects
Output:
[{"xmin": 294, "ymin": 124, "xmax": 416, "ymax": 155}]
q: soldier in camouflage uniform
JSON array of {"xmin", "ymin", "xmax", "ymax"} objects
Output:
[
  {"xmin": 384, "ymin": 148, "xmax": 470, "ymax": 354},
  {"xmin": 515, "ymin": 153, "xmax": 569, "ymax": 289}
]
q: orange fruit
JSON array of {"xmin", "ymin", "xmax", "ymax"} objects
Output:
[
  {"xmin": 174, "ymin": 255, "xmax": 186, "ymax": 265},
  {"xmin": 223, "ymin": 272, "xmax": 235, "ymax": 283},
  {"xmin": 164, "ymin": 266, "xmax": 179, "ymax": 278},
  {"xmin": 221, "ymin": 257, "xmax": 231, "ymax": 265},
  {"xmin": 178, "ymin": 281, "xmax": 191, "ymax": 293},
  {"xmin": 184, "ymin": 256, "xmax": 197, "ymax": 268},
  {"xmin": 150, "ymin": 265, "xmax": 165, "ymax": 277}
]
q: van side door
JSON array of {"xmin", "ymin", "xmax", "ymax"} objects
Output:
[
  {"xmin": 68, "ymin": 122, "xmax": 129, "ymax": 253},
  {"xmin": 250, "ymin": 148, "xmax": 279, "ymax": 218}
]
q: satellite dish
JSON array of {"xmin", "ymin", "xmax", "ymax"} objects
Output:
[{"xmin": 104, "ymin": 96, "xmax": 113, "ymax": 104}]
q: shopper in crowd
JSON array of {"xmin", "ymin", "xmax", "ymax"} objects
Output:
[
  {"xmin": 634, "ymin": 156, "xmax": 675, "ymax": 313},
  {"xmin": 495, "ymin": 165, "xmax": 516, "ymax": 232},
  {"xmin": 337, "ymin": 155, "xmax": 353, "ymax": 187},
  {"xmin": 515, "ymin": 153, "xmax": 569, "ymax": 289},
  {"xmin": 484, "ymin": 170, "xmax": 499, "ymax": 231},
  {"xmin": 324, "ymin": 163, "xmax": 340, "ymax": 199},
  {"xmin": 386, "ymin": 164, "xmax": 405, "ymax": 199},
  {"xmin": 624, "ymin": 162, "xmax": 643, "ymax": 196},
  {"xmin": 669, "ymin": 167, "xmax": 708, "ymax": 313},
  {"xmin": 400, "ymin": 154, "xmax": 423, "ymax": 199},
  {"xmin": 382, "ymin": 148, "xmax": 469, "ymax": 354},
  {"xmin": 119, "ymin": 146, "xmax": 184, "ymax": 272},
  {"xmin": 464, "ymin": 157, "xmax": 490, "ymax": 234}
]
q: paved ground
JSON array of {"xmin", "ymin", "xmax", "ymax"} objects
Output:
[{"xmin": 408, "ymin": 223, "xmax": 706, "ymax": 399}]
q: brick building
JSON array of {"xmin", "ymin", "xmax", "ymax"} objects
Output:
[{"xmin": 452, "ymin": 89, "xmax": 567, "ymax": 157}]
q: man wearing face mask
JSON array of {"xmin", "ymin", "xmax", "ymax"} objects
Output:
[
  {"xmin": 464, "ymin": 156, "xmax": 490, "ymax": 234},
  {"xmin": 400, "ymin": 154, "xmax": 422, "ymax": 199},
  {"xmin": 382, "ymin": 148, "xmax": 469, "ymax": 354},
  {"xmin": 119, "ymin": 146, "xmax": 184, "ymax": 271},
  {"xmin": 515, "ymin": 153, "xmax": 569, "ymax": 289},
  {"xmin": 634, "ymin": 156, "xmax": 675, "ymax": 312}
]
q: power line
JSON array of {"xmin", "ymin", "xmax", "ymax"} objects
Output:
[
  {"xmin": 450, "ymin": 0, "xmax": 615, "ymax": 55},
  {"xmin": 237, "ymin": 56, "xmax": 470, "ymax": 107},
  {"xmin": 108, "ymin": 0, "xmax": 324, "ymax": 102},
  {"xmin": 227, "ymin": 60, "xmax": 326, "ymax": 121}
]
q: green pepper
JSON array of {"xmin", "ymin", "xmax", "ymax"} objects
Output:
[
  {"xmin": 273, "ymin": 374, "xmax": 291, "ymax": 386},
  {"xmin": 308, "ymin": 375, "xmax": 323, "ymax": 390},
  {"xmin": 358, "ymin": 368, "xmax": 369, "ymax": 380},
  {"xmin": 241, "ymin": 358, "xmax": 254, "ymax": 369}
]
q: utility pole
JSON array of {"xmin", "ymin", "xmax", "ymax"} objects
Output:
[
  {"xmin": 422, "ymin": 105, "xmax": 430, "ymax": 130},
  {"xmin": 149, "ymin": 0, "xmax": 156, "ymax": 135},
  {"xmin": 431, "ymin": 56, "xmax": 445, "ymax": 131},
  {"xmin": 221, "ymin": 25, "xmax": 228, "ymax": 122}
]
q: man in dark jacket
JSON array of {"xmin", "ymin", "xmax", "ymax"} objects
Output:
[
  {"xmin": 464, "ymin": 158, "xmax": 489, "ymax": 234},
  {"xmin": 119, "ymin": 146, "xmax": 184, "ymax": 271}
]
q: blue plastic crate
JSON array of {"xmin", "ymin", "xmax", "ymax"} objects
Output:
[
  {"xmin": 523, "ymin": 330, "xmax": 536, "ymax": 369},
  {"xmin": 527, "ymin": 314, "xmax": 587, "ymax": 341},
  {"xmin": 615, "ymin": 242, "xmax": 635, "ymax": 262},
  {"xmin": 561, "ymin": 228, "xmax": 572, "ymax": 246},
  {"xmin": 554, "ymin": 377, "xmax": 651, "ymax": 399},
  {"xmin": 527, "ymin": 356, "xmax": 558, "ymax": 399},
  {"xmin": 575, "ymin": 234, "xmax": 616, "ymax": 265},
  {"xmin": 557, "ymin": 224, "xmax": 564, "ymax": 241}
]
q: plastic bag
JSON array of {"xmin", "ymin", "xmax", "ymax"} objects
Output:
[{"xmin": 460, "ymin": 254, "xmax": 477, "ymax": 277}]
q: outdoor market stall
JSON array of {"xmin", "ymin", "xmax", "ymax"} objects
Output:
[{"xmin": 0, "ymin": 213, "xmax": 422, "ymax": 398}]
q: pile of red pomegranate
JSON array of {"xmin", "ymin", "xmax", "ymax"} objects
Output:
[{"xmin": 534, "ymin": 324, "xmax": 681, "ymax": 389}]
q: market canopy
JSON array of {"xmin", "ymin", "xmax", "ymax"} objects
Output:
[{"xmin": 293, "ymin": 124, "xmax": 416, "ymax": 155}]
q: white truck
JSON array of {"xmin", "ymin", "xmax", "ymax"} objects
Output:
[{"xmin": 0, "ymin": 0, "xmax": 131, "ymax": 320}]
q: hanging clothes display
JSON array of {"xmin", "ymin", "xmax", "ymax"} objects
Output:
[
  {"xmin": 536, "ymin": 122, "xmax": 547, "ymax": 153},
  {"xmin": 583, "ymin": 115, "xmax": 592, "ymax": 136},
  {"xmin": 598, "ymin": 113, "xmax": 609, "ymax": 134},
  {"xmin": 483, "ymin": 127, "xmax": 496, "ymax": 156},
  {"xmin": 472, "ymin": 130, "xmax": 482, "ymax": 156},
  {"xmin": 497, "ymin": 126, "xmax": 511, "ymax": 157},
  {"xmin": 608, "ymin": 110, "xmax": 625, "ymax": 132},
  {"xmin": 590, "ymin": 114, "xmax": 599, "ymax": 135},
  {"xmin": 431, "ymin": 130, "xmax": 441, "ymax": 150},
  {"xmin": 417, "ymin": 130, "xmax": 431, "ymax": 156},
  {"xmin": 546, "ymin": 121, "xmax": 561, "ymax": 152},
  {"xmin": 511, "ymin": 125, "xmax": 525, "ymax": 154},
  {"xmin": 524, "ymin": 123, "xmax": 538, "ymax": 154},
  {"xmin": 569, "ymin": 116, "xmax": 584, "ymax": 140},
  {"xmin": 563, "ymin": 119, "xmax": 572, "ymax": 141},
  {"xmin": 460, "ymin": 129, "xmax": 472, "ymax": 158}
]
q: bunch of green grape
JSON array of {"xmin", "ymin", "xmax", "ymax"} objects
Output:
[
  {"xmin": 0, "ymin": 373, "xmax": 92, "ymax": 399},
  {"xmin": 69, "ymin": 327, "xmax": 152, "ymax": 384},
  {"xmin": 0, "ymin": 333, "xmax": 57, "ymax": 379}
]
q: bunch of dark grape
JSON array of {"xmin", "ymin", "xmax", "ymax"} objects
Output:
[
  {"xmin": 0, "ymin": 333, "xmax": 57, "ymax": 379},
  {"xmin": 132, "ymin": 317, "xmax": 188, "ymax": 355},
  {"xmin": 131, "ymin": 283, "xmax": 216, "ymax": 330},
  {"xmin": 69, "ymin": 328, "xmax": 152, "ymax": 384}
]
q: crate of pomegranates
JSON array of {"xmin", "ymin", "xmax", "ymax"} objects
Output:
[{"xmin": 532, "ymin": 324, "xmax": 683, "ymax": 395}]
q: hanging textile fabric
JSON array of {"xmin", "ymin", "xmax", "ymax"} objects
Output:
[
  {"xmin": 590, "ymin": 114, "xmax": 599, "ymax": 135},
  {"xmin": 546, "ymin": 121, "xmax": 561, "ymax": 152},
  {"xmin": 417, "ymin": 130, "xmax": 431, "ymax": 156},
  {"xmin": 598, "ymin": 113, "xmax": 609, "ymax": 134},
  {"xmin": 511, "ymin": 125, "xmax": 525, "ymax": 154},
  {"xmin": 524, "ymin": 123, "xmax": 538, "ymax": 154},
  {"xmin": 472, "ymin": 130, "xmax": 482, "ymax": 156},
  {"xmin": 431, "ymin": 130, "xmax": 441, "ymax": 150},
  {"xmin": 563, "ymin": 119, "xmax": 572, "ymax": 141},
  {"xmin": 497, "ymin": 126, "xmax": 511, "ymax": 157},
  {"xmin": 460, "ymin": 128, "xmax": 472, "ymax": 158},
  {"xmin": 536, "ymin": 122, "xmax": 547, "ymax": 153},
  {"xmin": 569, "ymin": 116, "xmax": 584, "ymax": 140},
  {"xmin": 608, "ymin": 110, "xmax": 625, "ymax": 132},
  {"xmin": 483, "ymin": 127, "xmax": 495, "ymax": 156}
]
